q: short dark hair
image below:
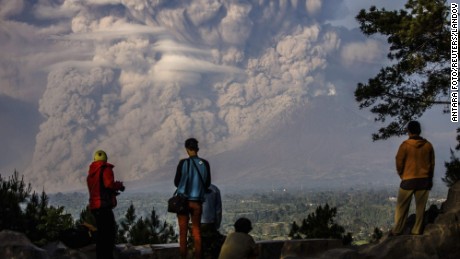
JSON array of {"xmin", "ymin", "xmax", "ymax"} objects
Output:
[
  {"xmin": 234, "ymin": 217, "xmax": 252, "ymax": 233},
  {"xmin": 185, "ymin": 138, "xmax": 199, "ymax": 152},
  {"xmin": 407, "ymin": 121, "xmax": 421, "ymax": 135}
]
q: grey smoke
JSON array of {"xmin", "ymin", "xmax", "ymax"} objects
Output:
[
  {"xmin": 23, "ymin": 0, "xmax": 344, "ymax": 191},
  {"xmin": 1, "ymin": 0, "xmax": 454, "ymax": 192}
]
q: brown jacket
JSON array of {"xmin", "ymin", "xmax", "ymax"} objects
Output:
[{"xmin": 395, "ymin": 136, "xmax": 435, "ymax": 189}]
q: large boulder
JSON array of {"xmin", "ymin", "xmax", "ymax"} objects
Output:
[
  {"xmin": 441, "ymin": 180, "xmax": 460, "ymax": 213},
  {"xmin": 355, "ymin": 182, "xmax": 460, "ymax": 259},
  {"xmin": 359, "ymin": 235, "xmax": 439, "ymax": 259},
  {"xmin": 280, "ymin": 239, "xmax": 343, "ymax": 259},
  {"xmin": 42, "ymin": 241, "xmax": 89, "ymax": 259},
  {"xmin": 305, "ymin": 182, "xmax": 460, "ymax": 259},
  {"xmin": 0, "ymin": 230, "xmax": 49, "ymax": 259}
]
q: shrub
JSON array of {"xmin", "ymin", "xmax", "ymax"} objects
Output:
[
  {"xmin": 0, "ymin": 171, "xmax": 74, "ymax": 246},
  {"xmin": 289, "ymin": 203, "xmax": 353, "ymax": 245},
  {"xmin": 443, "ymin": 149, "xmax": 460, "ymax": 187}
]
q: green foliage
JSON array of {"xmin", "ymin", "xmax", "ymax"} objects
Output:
[
  {"xmin": 117, "ymin": 203, "xmax": 137, "ymax": 243},
  {"xmin": 354, "ymin": 0, "xmax": 450, "ymax": 140},
  {"xmin": 0, "ymin": 171, "xmax": 31, "ymax": 232},
  {"xmin": 76, "ymin": 206, "xmax": 96, "ymax": 227},
  {"xmin": 0, "ymin": 171, "xmax": 74, "ymax": 246},
  {"xmin": 145, "ymin": 205, "xmax": 177, "ymax": 244},
  {"xmin": 23, "ymin": 191, "xmax": 73, "ymax": 246},
  {"xmin": 220, "ymin": 189, "xmax": 397, "ymax": 242},
  {"xmin": 117, "ymin": 203, "xmax": 177, "ymax": 245},
  {"xmin": 370, "ymin": 227, "xmax": 383, "ymax": 243},
  {"xmin": 47, "ymin": 189, "xmax": 447, "ymax": 243},
  {"xmin": 443, "ymin": 149, "xmax": 460, "ymax": 187},
  {"xmin": 129, "ymin": 218, "xmax": 150, "ymax": 245},
  {"xmin": 36, "ymin": 204, "xmax": 74, "ymax": 246},
  {"xmin": 289, "ymin": 203, "xmax": 353, "ymax": 245},
  {"xmin": 289, "ymin": 221, "xmax": 301, "ymax": 239}
]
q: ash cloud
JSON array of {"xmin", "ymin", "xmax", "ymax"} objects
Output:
[{"xmin": 1, "ymin": 0, "xmax": 397, "ymax": 192}]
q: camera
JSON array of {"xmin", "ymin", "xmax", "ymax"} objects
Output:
[{"xmin": 114, "ymin": 181, "xmax": 125, "ymax": 193}]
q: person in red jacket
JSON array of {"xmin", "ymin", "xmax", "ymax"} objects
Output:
[{"xmin": 87, "ymin": 150, "xmax": 125, "ymax": 259}]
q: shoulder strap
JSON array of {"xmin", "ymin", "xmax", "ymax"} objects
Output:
[
  {"xmin": 189, "ymin": 158, "xmax": 206, "ymax": 187},
  {"xmin": 98, "ymin": 165, "xmax": 116, "ymax": 208},
  {"xmin": 99, "ymin": 165, "xmax": 107, "ymax": 190}
]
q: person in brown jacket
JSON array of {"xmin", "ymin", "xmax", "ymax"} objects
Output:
[{"xmin": 391, "ymin": 121, "xmax": 435, "ymax": 236}]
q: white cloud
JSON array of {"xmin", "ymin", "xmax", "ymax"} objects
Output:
[
  {"xmin": 0, "ymin": 0, "xmax": 24, "ymax": 18},
  {"xmin": 0, "ymin": 21, "xmax": 69, "ymax": 100},
  {"xmin": 219, "ymin": 3, "xmax": 253, "ymax": 46},
  {"xmin": 341, "ymin": 39, "xmax": 385, "ymax": 65},
  {"xmin": 186, "ymin": 0, "xmax": 223, "ymax": 26},
  {"xmin": 33, "ymin": 1, "xmax": 80, "ymax": 19},
  {"xmin": 63, "ymin": 22, "xmax": 166, "ymax": 41},
  {"xmin": 306, "ymin": 0, "xmax": 322, "ymax": 15},
  {"xmin": 87, "ymin": 0, "xmax": 122, "ymax": 5}
]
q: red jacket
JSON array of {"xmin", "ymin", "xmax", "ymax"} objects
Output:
[{"xmin": 87, "ymin": 161, "xmax": 123, "ymax": 210}]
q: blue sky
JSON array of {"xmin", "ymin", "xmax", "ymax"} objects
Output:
[{"xmin": 0, "ymin": 0, "xmax": 457, "ymax": 193}]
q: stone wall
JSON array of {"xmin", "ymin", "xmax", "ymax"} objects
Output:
[{"xmin": 116, "ymin": 239, "xmax": 343, "ymax": 259}]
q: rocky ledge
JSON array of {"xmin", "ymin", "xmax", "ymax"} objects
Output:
[{"xmin": 1, "ymin": 182, "xmax": 460, "ymax": 259}]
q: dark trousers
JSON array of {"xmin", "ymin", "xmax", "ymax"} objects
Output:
[
  {"xmin": 92, "ymin": 208, "xmax": 116, "ymax": 259},
  {"xmin": 201, "ymin": 223, "xmax": 225, "ymax": 259}
]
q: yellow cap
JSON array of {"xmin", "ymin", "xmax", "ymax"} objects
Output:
[{"xmin": 93, "ymin": 150, "xmax": 107, "ymax": 162}]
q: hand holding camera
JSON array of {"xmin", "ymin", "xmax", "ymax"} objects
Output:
[{"xmin": 114, "ymin": 181, "xmax": 125, "ymax": 193}]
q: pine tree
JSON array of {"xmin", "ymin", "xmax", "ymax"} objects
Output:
[
  {"xmin": 288, "ymin": 221, "xmax": 301, "ymax": 239},
  {"xmin": 354, "ymin": 0, "xmax": 450, "ymax": 140},
  {"xmin": 0, "ymin": 171, "xmax": 74, "ymax": 246},
  {"xmin": 354, "ymin": 0, "xmax": 459, "ymax": 188},
  {"xmin": 145, "ymin": 206, "xmax": 178, "ymax": 244},
  {"xmin": 129, "ymin": 218, "xmax": 150, "ymax": 245},
  {"xmin": 0, "ymin": 171, "xmax": 31, "ymax": 232},
  {"xmin": 117, "ymin": 203, "xmax": 137, "ymax": 243},
  {"xmin": 76, "ymin": 206, "xmax": 97, "ymax": 227},
  {"xmin": 370, "ymin": 227, "xmax": 383, "ymax": 243},
  {"xmin": 289, "ymin": 203, "xmax": 353, "ymax": 245},
  {"xmin": 24, "ymin": 192, "xmax": 41, "ymax": 243},
  {"xmin": 443, "ymin": 149, "xmax": 460, "ymax": 187},
  {"xmin": 116, "ymin": 204, "xmax": 178, "ymax": 245}
]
